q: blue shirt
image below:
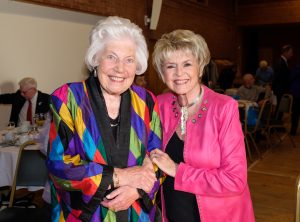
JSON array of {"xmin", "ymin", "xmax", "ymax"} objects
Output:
[{"xmin": 255, "ymin": 66, "xmax": 274, "ymax": 86}]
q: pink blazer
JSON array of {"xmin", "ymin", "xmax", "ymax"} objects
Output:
[{"xmin": 157, "ymin": 86, "xmax": 255, "ymax": 222}]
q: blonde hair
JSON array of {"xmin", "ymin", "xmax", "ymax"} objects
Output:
[
  {"xmin": 152, "ymin": 29, "xmax": 210, "ymax": 79},
  {"xmin": 259, "ymin": 60, "xmax": 268, "ymax": 68}
]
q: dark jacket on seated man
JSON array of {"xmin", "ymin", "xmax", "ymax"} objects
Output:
[
  {"xmin": 0, "ymin": 78, "xmax": 50, "ymax": 126},
  {"xmin": 0, "ymin": 90, "xmax": 49, "ymax": 126}
]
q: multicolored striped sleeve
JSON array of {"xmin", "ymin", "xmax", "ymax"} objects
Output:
[
  {"xmin": 46, "ymin": 84, "xmax": 113, "ymax": 198},
  {"xmin": 139, "ymin": 91, "xmax": 165, "ymax": 212}
]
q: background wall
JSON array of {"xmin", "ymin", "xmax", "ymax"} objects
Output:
[
  {"xmin": 0, "ymin": 0, "xmax": 102, "ymax": 128},
  {"xmin": 16, "ymin": 0, "xmax": 238, "ymax": 95},
  {"xmin": 147, "ymin": 0, "xmax": 237, "ymax": 94},
  {"xmin": 238, "ymin": 23, "xmax": 300, "ymax": 76}
]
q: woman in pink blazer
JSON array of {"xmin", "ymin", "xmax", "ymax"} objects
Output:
[{"xmin": 150, "ymin": 30, "xmax": 255, "ymax": 222}]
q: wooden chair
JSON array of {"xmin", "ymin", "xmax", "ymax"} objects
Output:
[
  {"xmin": 296, "ymin": 175, "xmax": 300, "ymax": 222},
  {"xmin": 0, "ymin": 140, "xmax": 49, "ymax": 222},
  {"xmin": 258, "ymin": 99, "xmax": 273, "ymax": 149},
  {"xmin": 267, "ymin": 94, "xmax": 296, "ymax": 149},
  {"xmin": 240, "ymin": 99, "xmax": 271, "ymax": 161}
]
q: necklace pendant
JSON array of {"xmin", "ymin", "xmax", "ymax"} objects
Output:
[{"xmin": 180, "ymin": 106, "xmax": 188, "ymax": 135}]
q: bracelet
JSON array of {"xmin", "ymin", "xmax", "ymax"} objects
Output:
[{"xmin": 113, "ymin": 171, "xmax": 119, "ymax": 188}]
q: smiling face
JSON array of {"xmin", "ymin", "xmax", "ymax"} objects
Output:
[
  {"xmin": 97, "ymin": 38, "xmax": 137, "ymax": 96},
  {"xmin": 162, "ymin": 50, "xmax": 202, "ymax": 101}
]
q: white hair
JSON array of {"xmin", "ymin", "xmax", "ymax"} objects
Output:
[
  {"xmin": 85, "ymin": 16, "xmax": 148, "ymax": 75},
  {"xmin": 18, "ymin": 77, "xmax": 37, "ymax": 89}
]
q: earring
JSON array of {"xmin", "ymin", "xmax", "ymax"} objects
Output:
[{"xmin": 93, "ymin": 67, "xmax": 98, "ymax": 77}]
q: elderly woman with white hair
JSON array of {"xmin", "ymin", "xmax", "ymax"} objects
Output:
[
  {"xmin": 46, "ymin": 16, "xmax": 163, "ymax": 222},
  {"xmin": 150, "ymin": 30, "xmax": 255, "ymax": 222},
  {"xmin": 255, "ymin": 60, "xmax": 274, "ymax": 86}
]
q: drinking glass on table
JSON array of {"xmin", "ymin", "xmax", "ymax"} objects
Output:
[
  {"xmin": 7, "ymin": 121, "xmax": 15, "ymax": 130},
  {"xmin": 34, "ymin": 113, "xmax": 46, "ymax": 127}
]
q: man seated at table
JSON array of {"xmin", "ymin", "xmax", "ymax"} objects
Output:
[
  {"xmin": 237, "ymin": 73, "xmax": 271, "ymax": 103},
  {"xmin": 0, "ymin": 77, "xmax": 50, "ymax": 126}
]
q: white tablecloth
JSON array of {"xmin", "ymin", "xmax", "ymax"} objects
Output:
[
  {"xmin": 0, "ymin": 143, "xmax": 40, "ymax": 188},
  {"xmin": 0, "ymin": 128, "xmax": 41, "ymax": 187},
  {"xmin": 238, "ymin": 100, "xmax": 258, "ymax": 113},
  {"xmin": 225, "ymin": 88, "xmax": 238, "ymax": 96}
]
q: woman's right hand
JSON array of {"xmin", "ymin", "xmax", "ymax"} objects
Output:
[
  {"xmin": 115, "ymin": 156, "xmax": 156, "ymax": 193},
  {"xmin": 150, "ymin": 148, "xmax": 178, "ymax": 177}
]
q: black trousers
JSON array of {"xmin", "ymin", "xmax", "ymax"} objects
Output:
[{"xmin": 291, "ymin": 96, "xmax": 300, "ymax": 135}]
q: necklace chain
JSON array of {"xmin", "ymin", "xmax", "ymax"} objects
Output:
[
  {"xmin": 179, "ymin": 87, "xmax": 203, "ymax": 109},
  {"xmin": 187, "ymin": 89, "xmax": 202, "ymax": 108},
  {"xmin": 179, "ymin": 87, "xmax": 203, "ymax": 135},
  {"xmin": 109, "ymin": 115, "xmax": 120, "ymax": 127}
]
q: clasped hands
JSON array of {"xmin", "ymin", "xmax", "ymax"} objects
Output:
[
  {"xmin": 101, "ymin": 149, "xmax": 178, "ymax": 212},
  {"xmin": 101, "ymin": 156, "xmax": 156, "ymax": 212}
]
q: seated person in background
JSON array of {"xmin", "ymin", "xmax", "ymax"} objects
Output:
[
  {"xmin": 0, "ymin": 77, "xmax": 50, "ymax": 126},
  {"xmin": 255, "ymin": 60, "xmax": 274, "ymax": 86},
  {"xmin": 134, "ymin": 73, "xmax": 148, "ymax": 88},
  {"xmin": 237, "ymin": 73, "xmax": 271, "ymax": 102}
]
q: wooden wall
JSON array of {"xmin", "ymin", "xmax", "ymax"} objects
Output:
[
  {"xmin": 235, "ymin": 0, "xmax": 300, "ymax": 75},
  {"xmin": 16, "ymin": 0, "xmax": 237, "ymax": 94},
  {"xmin": 237, "ymin": 0, "xmax": 300, "ymax": 26},
  {"xmin": 147, "ymin": 0, "xmax": 237, "ymax": 93},
  {"xmin": 15, "ymin": 0, "xmax": 147, "ymax": 28}
]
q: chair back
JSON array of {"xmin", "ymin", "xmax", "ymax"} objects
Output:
[
  {"xmin": 276, "ymin": 94, "xmax": 293, "ymax": 119},
  {"xmin": 241, "ymin": 99, "xmax": 269, "ymax": 134},
  {"xmin": 8, "ymin": 140, "xmax": 48, "ymax": 207},
  {"xmin": 260, "ymin": 99, "xmax": 272, "ymax": 130},
  {"xmin": 251, "ymin": 99, "xmax": 270, "ymax": 133},
  {"xmin": 296, "ymin": 175, "xmax": 300, "ymax": 222}
]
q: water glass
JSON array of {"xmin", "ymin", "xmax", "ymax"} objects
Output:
[
  {"xmin": 34, "ymin": 113, "xmax": 46, "ymax": 127},
  {"xmin": 7, "ymin": 121, "xmax": 15, "ymax": 130}
]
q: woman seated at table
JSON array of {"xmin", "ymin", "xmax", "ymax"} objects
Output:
[
  {"xmin": 237, "ymin": 73, "xmax": 272, "ymax": 103},
  {"xmin": 46, "ymin": 16, "xmax": 163, "ymax": 222}
]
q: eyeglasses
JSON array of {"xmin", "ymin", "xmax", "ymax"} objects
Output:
[
  {"xmin": 20, "ymin": 88, "xmax": 33, "ymax": 95},
  {"xmin": 102, "ymin": 53, "xmax": 136, "ymax": 66}
]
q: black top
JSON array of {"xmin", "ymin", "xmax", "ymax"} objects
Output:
[
  {"xmin": 164, "ymin": 133, "xmax": 201, "ymax": 222},
  {"xmin": 82, "ymin": 77, "xmax": 156, "ymax": 221}
]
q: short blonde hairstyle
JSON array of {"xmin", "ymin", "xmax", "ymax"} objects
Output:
[
  {"xmin": 152, "ymin": 29, "xmax": 210, "ymax": 79},
  {"xmin": 18, "ymin": 77, "xmax": 37, "ymax": 89},
  {"xmin": 85, "ymin": 16, "xmax": 148, "ymax": 75},
  {"xmin": 259, "ymin": 60, "xmax": 268, "ymax": 68}
]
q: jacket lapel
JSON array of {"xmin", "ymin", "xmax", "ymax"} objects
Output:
[{"xmin": 85, "ymin": 77, "xmax": 130, "ymax": 167}]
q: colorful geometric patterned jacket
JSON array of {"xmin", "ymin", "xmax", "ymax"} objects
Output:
[{"xmin": 46, "ymin": 77, "xmax": 163, "ymax": 222}]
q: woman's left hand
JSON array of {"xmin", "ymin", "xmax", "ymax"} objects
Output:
[
  {"xmin": 101, "ymin": 186, "xmax": 140, "ymax": 212},
  {"xmin": 150, "ymin": 148, "xmax": 178, "ymax": 177}
]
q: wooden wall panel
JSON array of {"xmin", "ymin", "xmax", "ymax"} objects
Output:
[
  {"xmin": 147, "ymin": 0, "xmax": 237, "ymax": 94},
  {"xmin": 15, "ymin": 0, "xmax": 237, "ymax": 94},
  {"xmin": 239, "ymin": 0, "xmax": 292, "ymax": 5},
  {"xmin": 237, "ymin": 1, "xmax": 300, "ymax": 26},
  {"xmin": 15, "ymin": 0, "xmax": 147, "ymax": 27}
]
